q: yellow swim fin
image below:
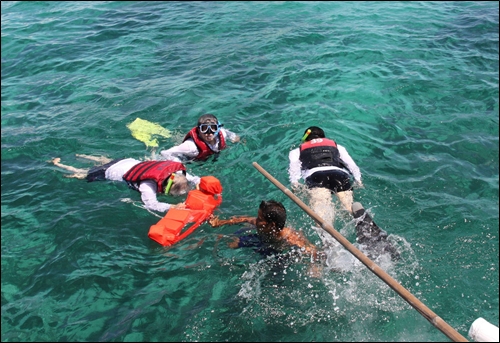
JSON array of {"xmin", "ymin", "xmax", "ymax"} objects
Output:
[{"xmin": 127, "ymin": 118, "xmax": 171, "ymax": 148}]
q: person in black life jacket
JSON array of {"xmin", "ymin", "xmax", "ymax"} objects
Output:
[
  {"xmin": 159, "ymin": 114, "xmax": 240, "ymax": 163},
  {"xmin": 50, "ymin": 154, "xmax": 200, "ymax": 213},
  {"xmin": 289, "ymin": 126, "xmax": 400, "ymax": 260},
  {"xmin": 288, "ymin": 126, "xmax": 363, "ymax": 215}
]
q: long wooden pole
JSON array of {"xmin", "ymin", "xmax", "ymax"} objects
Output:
[{"xmin": 252, "ymin": 162, "xmax": 468, "ymax": 342}]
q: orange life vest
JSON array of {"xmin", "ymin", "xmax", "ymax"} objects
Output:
[{"xmin": 148, "ymin": 176, "xmax": 223, "ymax": 246}]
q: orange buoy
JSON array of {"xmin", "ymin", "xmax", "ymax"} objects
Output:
[{"xmin": 148, "ymin": 176, "xmax": 223, "ymax": 246}]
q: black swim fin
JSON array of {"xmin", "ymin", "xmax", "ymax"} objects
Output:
[{"xmin": 352, "ymin": 202, "xmax": 400, "ymax": 261}]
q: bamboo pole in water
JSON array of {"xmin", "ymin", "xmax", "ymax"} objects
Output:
[{"xmin": 252, "ymin": 162, "xmax": 468, "ymax": 342}]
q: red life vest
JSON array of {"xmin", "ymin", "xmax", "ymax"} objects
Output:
[
  {"xmin": 148, "ymin": 176, "xmax": 223, "ymax": 246},
  {"xmin": 300, "ymin": 137, "xmax": 338, "ymax": 150},
  {"xmin": 122, "ymin": 161, "xmax": 186, "ymax": 193},
  {"xmin": 183, "ymin": 127, "xmax": 226, "ymax": 161}
]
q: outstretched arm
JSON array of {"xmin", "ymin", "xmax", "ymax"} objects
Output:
[
  {"xmin": 337, "ymin": 144, "xmax": 362, "ymax": 186},
  {"xmin": 160, "ymin": 140, "xmax": 198, "ymax": 162},
  {"xmin": 208, "ymin": 215, "xmax": 256, "ymax": 228},
  {"xmin": 222, "ymin": 128, "xmax": 240, "ymax": 143},
  {"xmin": 288, "ymin": 148, "xmax": 302, "ymax": 186},
  {"xmin": 139, "ymin": 180, "xmax": 174, "ymax": 212}
]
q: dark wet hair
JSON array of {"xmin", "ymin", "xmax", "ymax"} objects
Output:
[
  {"xmin": 303, "ymin": 126, "xmax": 325, "ymax": 141},
  {"xmin": 259, "ymin": 200, "xmax": 287, "ymax": 230},
  {"xmin": 197, "ymin": 114, "xmax": 218, "ymax": 125}
]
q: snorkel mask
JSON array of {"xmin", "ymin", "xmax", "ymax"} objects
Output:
[{"xmin": 198, "ymin": 121, "xmax": 223, "ymax": 135}]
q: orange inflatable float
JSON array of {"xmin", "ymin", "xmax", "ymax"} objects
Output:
[{"xmin": 148, "ymin": 176, "xmax": 223, "ymax": 246}]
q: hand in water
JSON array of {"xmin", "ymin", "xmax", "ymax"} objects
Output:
[
  {"xmin": 228, "ymin": 237, "xmax": 239, "ymax": 248},
  {"xmin": 208, "ymin": 215, "xmax": 220, "ymax": 227},
  {"xmin": 172, "ymin": 202, "xmax": 186, "ymax": 210}
]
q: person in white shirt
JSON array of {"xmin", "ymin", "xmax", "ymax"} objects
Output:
[
  {"xmin": 288, "ymin": 126, "xmax": 363, "ymax": 215},
  {"xmin": 50, "ymin": 154, "xmax": 200, "ymax": 212},
  {"xmin": 160, "ymin": 114, "xmax": 239, "ymax": 163},
  {"xmin": 288, "ymin": 126, "xmax": 400, "ymax": 261}
]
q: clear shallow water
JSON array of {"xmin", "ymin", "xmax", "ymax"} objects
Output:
[{"xmin": 1, "ymin": 1, "xmax": 498, "ymax": 341}]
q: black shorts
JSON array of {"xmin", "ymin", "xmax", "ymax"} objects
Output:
[
  {"xmin": 86, "ymin": 158, "xmax": 124, "ymax": 182},
  {"xmin": 305, "ymin": 169, "xmax": 352, "ymax": 193}
]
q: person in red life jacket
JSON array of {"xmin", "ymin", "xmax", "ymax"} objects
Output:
[
  {"xmin": 159, "ymin": 114, "xmax": 240, "ymax": 163},
  {"xmin": 50, "ymin": 154, "xmax": 200, "ymax": 212},
  {"xmin": 288, "ymin": 126, "xmax": 363, "ymax": 215}
]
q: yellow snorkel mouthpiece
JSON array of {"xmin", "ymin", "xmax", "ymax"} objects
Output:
[
  {"xmin": 301, "ymin": 129, "xmax": 311, "ymax": 142},
  {"xmin": 165, "ymin": 174, "xmax": 175, "ymax": 194}
]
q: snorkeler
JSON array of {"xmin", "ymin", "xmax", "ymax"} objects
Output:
[
  {"xmin": 288, "ymin": 126, "xmax": 363, "ymax": 214},
  {"xmin": 50, "ymin": 154, "xmax": 200, "ymax": 213},
  {"xmin": 288, "ymin": 126, "xmax": 399, "ymax": 260},
  {"xmin": 160, "ymin": 114, "xmax": 240, "ymax": 163}
]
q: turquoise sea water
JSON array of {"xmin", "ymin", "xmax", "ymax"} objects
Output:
[{"xmin": 2, "ymin": 1, "xmax": 498, "ymax": 341}]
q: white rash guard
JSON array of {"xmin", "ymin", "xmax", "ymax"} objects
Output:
[{"xmin": 104, "ymin": 158, "xmax": 199, "ymax": 212}]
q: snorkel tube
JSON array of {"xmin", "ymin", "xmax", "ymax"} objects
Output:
[
  {"xmin": 301, "ymin": 129, "xmax": 311, "ymax": 142},
  {"xmin": 164, "ymin": 174, "xmax": 175, "ymax": 194},
  {"xmin": 214, "ymin": 121, "xmax": 223, "ymax": 135}
]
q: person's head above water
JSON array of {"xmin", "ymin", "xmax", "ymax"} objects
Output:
[
  {"xmin": 257, "ymin": 200, "xmax": 287, "ymax": 235},
  {"xmin": 198, "ymin": 113, "xmax": 218, "ymax": 126},
  {"xmin": 302, "ymin": 126, "xmax": 325, "ymax": 142},
  {"xmin": 166, "ymin": 173, "xmax": 188, "ymax": 196},
  {"xmin": 196, "ymin": 114, "xmax": 223, "ymax": 143}
]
